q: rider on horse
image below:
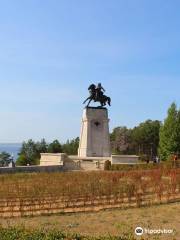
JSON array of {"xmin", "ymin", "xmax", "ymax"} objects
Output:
[
  {"xmin": 84, "ymin": 83, "xmax": 111, "ymax": 107},
  {"xmin": 95, "ymin": 83, "xmax": 105, "ymax": 101}
]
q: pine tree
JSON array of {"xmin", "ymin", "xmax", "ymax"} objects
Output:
[{"xmin": 159, "ymin": 103, "xmax": 178, "ymax": 160}]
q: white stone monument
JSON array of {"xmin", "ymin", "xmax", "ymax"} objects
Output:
[
  {"xmin": 78, "ymin": 107, "xmax": 111, "ymax": 157},
  {"xmin": 39, "ymin": 83, "xmax": 139, "ymax": 170}
]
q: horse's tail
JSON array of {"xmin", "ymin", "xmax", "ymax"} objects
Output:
[{"xmin": 107, "ymin": 97, "xmax": 111, "ymax": 106}]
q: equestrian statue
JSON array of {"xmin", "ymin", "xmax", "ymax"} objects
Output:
[{"xmin": 83, "ymin": 83, "xmax": 111, "ymax": 107}]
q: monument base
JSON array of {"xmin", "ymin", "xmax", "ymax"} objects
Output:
[
  {"xmin": 78, "ymin": 107, "xmax": 111, "ymax": 158},
  {"xmin": 40, "ymin": 153, "xmax": 139, "ymax": 170}
]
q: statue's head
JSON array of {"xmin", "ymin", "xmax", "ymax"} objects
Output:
[{"xmin": 98, "ymin": 83, "xmax": 101, "ymax": 87}]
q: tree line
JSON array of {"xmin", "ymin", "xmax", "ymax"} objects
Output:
[
  {"xmin": 110, "ymin": 120, "xmax": 160, "ymax": 160},
  {"xmin": 111, "ymin": 102, "xmax": 180, "ymax": 161},
  {"xmin": 0, "ymin": 102, "xmax": 180, "ymax": 166},
  {"xmin": 15, "ymin": 138, "xmax": 79, "ymax": 166}
]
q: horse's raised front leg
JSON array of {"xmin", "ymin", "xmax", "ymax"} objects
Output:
[
  {"xmin": 83, "ymin": 97, "xmax": 90, "ymax": 104},
  {"xmin": 86, "ymin": 98, "xmax": 92, "ymax": 107}
]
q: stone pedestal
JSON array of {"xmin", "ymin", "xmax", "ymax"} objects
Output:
[
  {"xmin": 78, "ymin": 107, "xmax": 111, "ymax": 157},
  {"xmin": 40, "ymin": 153, "xmax": 66, "ymax": 166}
]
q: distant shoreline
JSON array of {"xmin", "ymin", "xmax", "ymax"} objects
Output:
[
  {"xmin": 0, "ymin": 143, "xmax": 21, "ymax": 160},
  {"xmin": 0, "ymin": 143, "xmax": 21, "ymax": 145}
]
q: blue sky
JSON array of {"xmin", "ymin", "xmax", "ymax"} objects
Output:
[{"xmin": 0, "ymin": 0, "xmax": 180, "ymax": 142}]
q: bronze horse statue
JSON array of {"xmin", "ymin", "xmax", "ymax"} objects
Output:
[{"xmin": 83, "ymin": 84, "xmax": 111, "ymax": 107}]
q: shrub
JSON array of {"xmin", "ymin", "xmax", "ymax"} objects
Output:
[
  {"xmin": 104, "ymin": 160, "xmax": 111, "ymax": 170},
  {"xmin": 0, "ymin": 226, "xmax": 139, "ymax": 240}
]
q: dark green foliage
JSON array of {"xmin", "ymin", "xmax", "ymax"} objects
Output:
[
  {"xmin": 0, "ymin": 227, "xmax": 65, "ymax": 240},
  {"xmin": 110, "ymin": 120, "xmax": 161, "ymax": 159},
  {"xmin": 15, "ymin": 154, "xmax": 27, "ymax": 166},
  {"xmin": 16, "ymin": 139, "xmax": 48, "ymax": 166},
  {"xmin": 0, "ymin": 226, "xmax": 138, "ymax": 240},
  {"xmin": 0, "ymin": 152, "xmax": 12, "ymax": 167},
  {"xmin": 47, "ymin": 138, "xmax": 79, "ymax": 155},
  {"xmin": 36, "ymin": 139, "xmax": 48, "ymax": 156},
  {"xmin": 111, "ymin": 103, "xmax": 180, "ymax": 161},
  {"xmin": 45, "ymin": 137, "xmax": 79, "ymax": 155},
  {"xmin": 16, "ymin": 138, "xmax": 79, "ymax": 166},
  {"xmin": 47, "ymin": 140, "xmax": 62, "ymax": 153},
  {"xmin": 17, "ymin": 139, "xmax": 38, "ymax": 165},
  {"xmin": 110, "ymin": 127, "xmax": 132, "ymax": 154},
  {"xmin": 132, "ymin": 120, "xmax": 160, "ymax": 157},
  {"xmin": 159, "ymin": 102, "xmax": 180, "ymax": 160},
  {"xmin": 62, "ymin": 137, "xmax": 79, "ymax": 155}
]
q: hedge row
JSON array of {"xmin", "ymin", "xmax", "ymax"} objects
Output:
[
  {"xmin": 0, "ymin": 226, "xmax": 159, "ymax": 240},
  {"xmin": 108, "ymin": 161, "xmax": 180, "ymax": 171}
]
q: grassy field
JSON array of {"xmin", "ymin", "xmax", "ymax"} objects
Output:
[
  {"xmin": 0, "ymin": 202, "xmax": 179, "ymax": 240},
  {"xmin": 0, "ymin": 167, "xmax": 179, "ymax": 238},
  {"xmin": 0, "ymin": 168, "xmax": 179, "ymax": 217},
  {"xmin": 0, "ymin": 168, "xmax": 179, "ymax": 200}
]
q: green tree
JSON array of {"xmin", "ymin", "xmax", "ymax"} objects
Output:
[
  {"xmin": 48, "ymin": 140, "xmax": 62, "ymax": 153},
  {"xmin": 16, "ymin": 139, "xmax": 37, "ymax": 165},
  {"xmin": 132, "ymin": 120, "xmax": 161, "ymax": 157},
  {"xmin": 16, "ymin": 139, "xmax": 48, "ymax": 166},
  {"xmin": 36, "ymin": 138, "xmax": 48, "ymax": 158},
  {"xmin": 159, "ymin": 103, "xmax": 179, "ymax": 160},
  {"xmin": 110, "ymin": 120, "xmax": 160, "ymax": 158},
  {"xmin": 110, "ymin": 127, "xmax": 132, "ymax": 154},
  {"xmin": 0, "ymin": 152, "xmax": 12, "ymax": 167},
  {"xmin": 62, "ymin": 137, "xmax": 79, "ymax": 155},
  {"xmin": 15, "ymin": 154, "xmax": 27, "ymax": 166}
]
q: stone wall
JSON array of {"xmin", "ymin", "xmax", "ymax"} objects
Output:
[
  {"xmin": 0, "ymin": 165, "xmax": 64, "ymax": 174},
  {"xmin": 111, "ymin": 155, "xmax": 139, "ymax": 164}
]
